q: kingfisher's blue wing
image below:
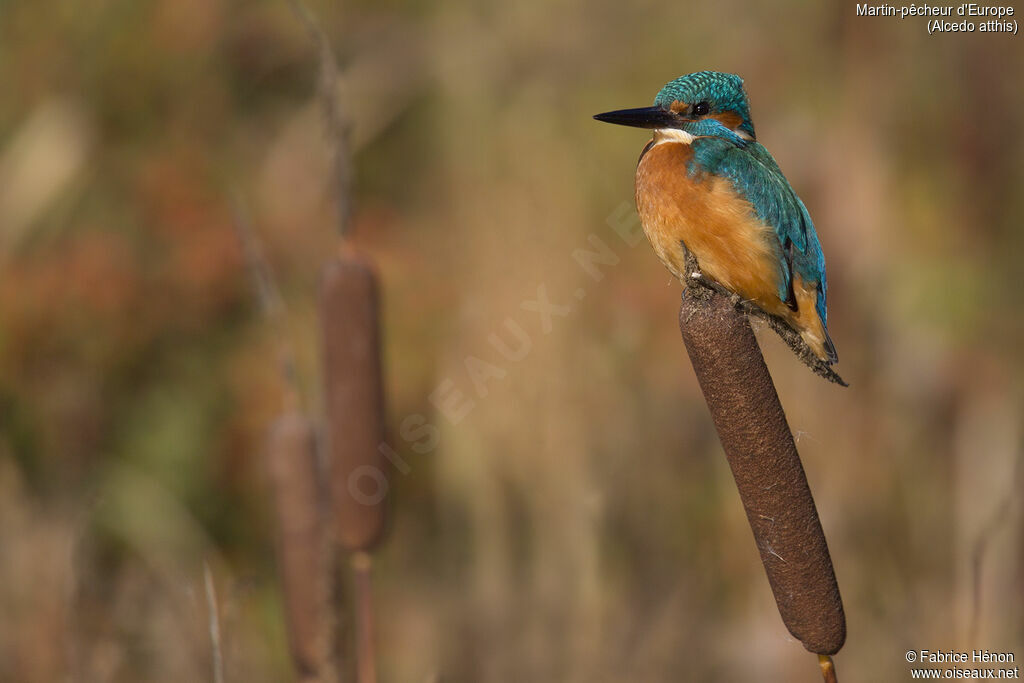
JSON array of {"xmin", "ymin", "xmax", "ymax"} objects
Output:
[{"xmin": 690, "ymin": 139, "xmax": 829, "ymax": 328}]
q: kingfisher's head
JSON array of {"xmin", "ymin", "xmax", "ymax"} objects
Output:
[{"xmin": 594, "ymin": 71, "xmax": 756, "ymax": 145}]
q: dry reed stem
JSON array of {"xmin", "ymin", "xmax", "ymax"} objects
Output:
[
  {"xmin": 203, "ymin": 562, "xmax": 225, "ymax": 683},
  {"xmin": 285, "ymin": 0, "xmax": 353, "ymax": 237},
  {"xmin": 678, "ymin": 278, "xmax": 846, "ymax": 655},
  {"xmin": 967, "ymin": 454, "xmax": 1022, "ymax": 643},
  {"xmin": 231, "ymin": 201, "xmax": 303, "ymax": 410}
]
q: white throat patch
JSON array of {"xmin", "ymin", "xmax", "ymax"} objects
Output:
[
  {"xmin": 653, "ymin": 128, "xmax": 695, "ymax": 145},
  {"xmin": 652, "ymin": 126, "xmax": 753, "ymax": 146}
]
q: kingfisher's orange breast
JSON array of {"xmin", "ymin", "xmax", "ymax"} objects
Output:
[
  {"xmin": 634, "ymin": 137, "xmax": 831, "ymax": 360},
  {"xmin": 635, "ymin": 138, "xmax": 786, "ymax": 317}
]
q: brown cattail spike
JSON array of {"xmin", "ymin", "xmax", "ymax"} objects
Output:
[
  {"xmin": 678, "ymin": 286, "xmax": 846, "ymax": 655},
  {"xmin": 267, "ymin": 412, "xmax": 330, "ymax": 681},
  {"xmin": 320, "ymin": 251, "xmax": 388, "ymax": 552}
]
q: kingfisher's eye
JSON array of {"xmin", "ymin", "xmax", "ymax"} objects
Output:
[{"xmin": 692, "ymin": 102, "xmax": 710, "ymax": 116}]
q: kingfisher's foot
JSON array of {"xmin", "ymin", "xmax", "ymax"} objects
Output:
[{"xmin": 681, "ymin": 260, "xmax": 848, "ymax": 385}]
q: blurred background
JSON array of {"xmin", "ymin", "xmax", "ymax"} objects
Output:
[{"xmin": 1, "ymin": 0, "xmax": 1022, "ymax": 681}]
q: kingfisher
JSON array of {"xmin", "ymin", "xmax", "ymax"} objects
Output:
[{"xmin": 594, "ymin": 71, "xmax": 839, "ymax": 371}]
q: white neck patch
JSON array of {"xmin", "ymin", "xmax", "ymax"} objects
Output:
[
  {"xmin": 652, "ymin": 126, "xmax": 753, "ymax": 146},
  {"xmin": 653, "ymin": 128, "xmax": 695, "ymax": 145}
]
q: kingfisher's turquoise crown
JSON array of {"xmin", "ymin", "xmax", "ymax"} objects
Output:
[{"xmin": 654, "ymin": 71, "xmax": 755, "ymax": 138}]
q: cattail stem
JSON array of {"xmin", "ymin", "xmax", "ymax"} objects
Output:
[
  {"xmin": 678, "ymin": 284, "xmax": 846, "ymax": 656},
  {"xmin": 351, "ymin": 551, "xmax": 377, "ymax": 683},
  {"xmin": 818, "ymin": 654, "xmax": 838, "ymax": 683}
]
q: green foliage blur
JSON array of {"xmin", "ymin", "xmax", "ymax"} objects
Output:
[{"xmin": 0, "ymin": 0, "xmax": 1021, "ymax": 681}]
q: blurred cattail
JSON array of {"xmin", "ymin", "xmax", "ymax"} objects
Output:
[
  {"xmin": 319, "ymin": 249, "xmax": 388, "ymax": 552},
  {"xmin": 266, "ymin": 411, "xmax": 331, "ymax": 683},
  {"xmin": 678, "ymin": 284, "xmax": 846, "ymax": 668},
  {"xmin": 289, "ymin": 4, "xmax": 388, "ymax": 680},
  {"xmin": 233, "ymin": 200, "xmax": 333, "ymax": 682},
  {"xmin": 320, "ymin": 249, "xmax": 387, "ymax": 683}
]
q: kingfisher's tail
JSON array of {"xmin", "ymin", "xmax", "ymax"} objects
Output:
[
  {"xmin": 791, "ymin": 276, "xmax": 838, "ymax": 366},
  {"xmin": 764, "ymin": 310, "xmax": 846, "ymax": 386},
  {"xmin": 821, "ymin": 326, "xmax": 838, "ymax": 365}
]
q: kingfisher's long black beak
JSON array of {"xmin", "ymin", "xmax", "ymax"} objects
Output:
[{"xmin": 593, "ymin": 105, "xmax": 678, "ymax": 129}]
